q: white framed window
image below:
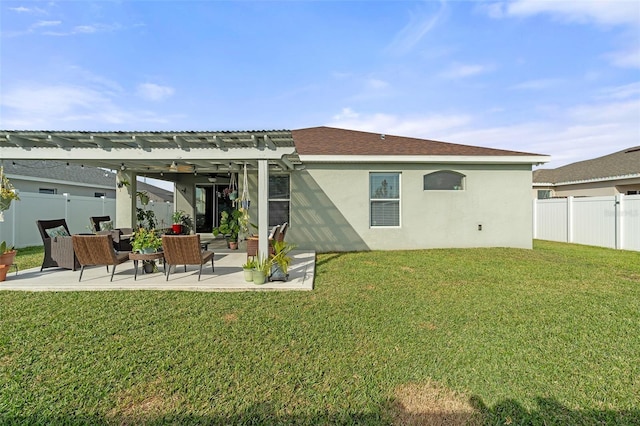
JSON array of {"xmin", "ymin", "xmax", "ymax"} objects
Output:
[
  {"xmin": 370, "ymin": 172, "xmax": 400, "ymax": 227},
  {"xmin": 269, "ymin": 174, "xmax": 290, "ymax": 227},
  {"xmin": 424, "ymin": 170, "xmax": 465, "ymax": 190},
  {"xmin": 39, "ymin": 188, "xmax": 57, "ymax": 194}
]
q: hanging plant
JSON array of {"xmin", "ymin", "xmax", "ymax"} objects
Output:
[{"xmin": 0, "ymin": 168, "xmax": 20, "ymax": 212}]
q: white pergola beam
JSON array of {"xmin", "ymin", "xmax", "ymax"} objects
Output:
[
  {"xmin": 173, "ymin": 135, "xmax": 191, "ymax": 151},
  {"xmin": 0, "ymin": 146, "xmax": 296, "ymax": 161},
  {"xmin": 264, "ymin": 135, "xmax": 276, "ymax": 150},
  {"xmin": 5, "ymin": 135, "xmax": 33, "ymax": 147},
  {"xmin": 91, "ymin": 135, "xmax": 113, "ymax": 150},
  {"xmin": 46, "ymin": 135, "xmax": 72, "ymax": 149}
]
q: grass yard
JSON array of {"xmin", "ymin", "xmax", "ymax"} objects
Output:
[{"xmin": 1, "ymin": 240, "xmax": 639, "ymax": 425}]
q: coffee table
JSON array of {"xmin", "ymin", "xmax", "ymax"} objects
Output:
[{"xmin": 129, "ymin": 251, "xmax": 165, "ymax": 280}]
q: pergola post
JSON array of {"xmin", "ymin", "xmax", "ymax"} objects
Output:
[
  {"xmin": 258, "ymin": 159, "xmax": 269, "ymax": 258},
  {"xmin": 116, "ymin": 170, "xmax": 137, "ymax": 229}
]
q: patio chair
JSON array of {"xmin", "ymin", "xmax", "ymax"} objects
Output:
[
  {"xmin": 246, "ymin": 225, "xmax": 280, "ymax": 258},
  {"xmin": 36, "ymin": 219, "xmax": 81, "ymax": 271},
  {"xmin": 89, "ymin": 215, "xmax": 133, "ymax": 252},
  {"xmin": 72, "ymin": 234, "xmax": 131, "ymax": 282},
  {"xmin": 162, "ymin": 234, "xmax": 214, "ymax": 281}
]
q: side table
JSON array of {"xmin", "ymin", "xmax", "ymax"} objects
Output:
[{"xmin": 129, "ymin": 251, "xmax": 166, "ymax": 280}]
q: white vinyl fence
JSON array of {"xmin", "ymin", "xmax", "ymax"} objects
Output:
[
  {"xmin": 0, "ymin": 193, "xmax": 173, "ymax": 248},
  {"xmin": 533, "ymin": 195, "xmax": 640, "ymax": 252}
]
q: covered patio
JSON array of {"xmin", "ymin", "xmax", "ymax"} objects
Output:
[
  {"xmin": 1, "ymin": 130, "xmax": 314, "ymax": 290},
  {"xmin": 1, "ymin": 130, "xmax": 303, "ymax": 258}
]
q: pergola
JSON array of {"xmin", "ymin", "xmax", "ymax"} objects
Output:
[{"xmin": 0, "ymin": 130, "xmax": 301, "ymax": 257}]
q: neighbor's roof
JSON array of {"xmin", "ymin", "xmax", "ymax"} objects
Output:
[
  {"xmin": 533, "ymin": 146, "xmax": 640, "ymax": 185},
  {"xmin": 3, "ymin": 160, "xmax": 173, "ymax": 201},
  {"xmin": 292, "ymin": 126, "xmax": 548, "ymax": 164}
]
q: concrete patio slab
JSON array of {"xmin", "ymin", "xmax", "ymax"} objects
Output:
[{"xmin": 0, "ymin": 250, "xmax": 315, "ymax": 292}]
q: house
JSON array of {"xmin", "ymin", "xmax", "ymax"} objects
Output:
[
  {"xmin": 533, "ymin": 146, "xmax": 640, "ymax": 199},
  {"xmin": 3, "ymin": 160, "xmax": 173, "ymax": 202},
  {"xmin": 0, "ymin": 127, "xmax": 548, "ymax": 252}
]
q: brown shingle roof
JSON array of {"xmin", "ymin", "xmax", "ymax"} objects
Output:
[
  {"xmin": 533, "ymin": 146, "xmax": 640, "ymax": 184},
  {"xmin": 292, "ymin": 126, "xmax": 541, "ymax": 157}
]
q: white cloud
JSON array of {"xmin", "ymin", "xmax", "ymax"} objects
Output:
[
  {"xmin": 327, "ymin": 109, "xmax": 471, "ymax": 140},
  {"xmin": 606, "ymin": 46, "xmax": 640, "ymax": 69},
  {"xmin": 386, "ymin": 1, "xmax": 448, "ymax": 55},
  {"xmin": 325, "ymin": 89, "xmax": 639, "ymax": 169},
  {"xmin": 33, "ymin": 20, "xmax": 62, "ymax": 28},
  {"xmin": 136, "ymin": 83, "xmax": 175, "ymax": 101},
  {"xmin": 440, "ymin": 63, "xmax": 492, "ymax": 79},
  {"xmin": 367, "ymin": 79, "xmax": 389, "ymax": 90},
  {"xmin": 0, "ymin": 83, "xmax": 177, "ymax": 130},
  {"xmin": 490, "ymin": 0, "xmax": 640, "ymax": 26},
  {"xmin": 510, "ymin": 78, "xmax": 563, "ymax": 90},
  {"xmin": 9, "ymin": 6, "xmax": 46, "ymax": 14}
]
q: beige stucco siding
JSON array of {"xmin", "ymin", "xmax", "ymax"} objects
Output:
[{"xmin": 287, "ymin": 163, "xmax": 534, "ymax": 252}]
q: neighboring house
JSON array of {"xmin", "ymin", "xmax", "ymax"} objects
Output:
[
  {"xmin": 1, "ymin": 126, "xmax": 549, "ymax": 251},
  {"xmin": 533, "ymin": 146, "xmax": 640, "ymax": 199},
  {"xmin": 3, "ymin": 160, "xmax": 172, "ymax": 202}
]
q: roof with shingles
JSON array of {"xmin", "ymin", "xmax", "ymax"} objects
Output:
[
  {"xmin": 3, "ymin": 160, "xmax": 173, "ymax": 201},
  {"xmin": 533, "ymin": 146, "xmax": 640, "ymax": 184},
  {"xmin": 292, "ymin": 126, "xmax": 542, "ymax": 157}
]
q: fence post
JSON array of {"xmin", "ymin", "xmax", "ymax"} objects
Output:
[
  {"xmin": 615, "ymin": 194, "xmax": 623, "ymax": 250},
  {"xmin": 567, "ymin": 196, "xmax": 574, "ymax": 243},
  {"xmin": 532, "ymin": 199, "xmax": 538, "ymax": 239}
]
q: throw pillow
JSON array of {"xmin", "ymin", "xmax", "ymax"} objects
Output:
[
  {"xmin": 99, "ymin": 220, "xmax": 114, "ymax": 231},
  {"xmin": 45, "ymin": 225, "xmax": 70, "ymax": 238}
]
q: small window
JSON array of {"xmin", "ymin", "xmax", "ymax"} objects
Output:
[
  {"xmin": 370, "ymin": 172, "xmax": 400, "ymax": 227},
  {"xmin": 94, "ymin": 192, "xmax": 106, "ymax": 198},
  {"xmin": 627, "ymin": 190, "xmax": 639, "ymax": 195},
  {"xmin": 269, "ymin": 175, "xmax": 290, "ymax": 227},
  {"xmin": 39, "ymin": 188, "xmax": 56, "ymax": 194},
  {"xmin": 537, "ymin": 190, "xmax": 552, "ymax": 199},
  {"xmin": 424, "ymin": 171, "xmax": 465, "ymax": 190}
]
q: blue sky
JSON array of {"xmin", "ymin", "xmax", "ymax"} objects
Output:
[{"xmin": 1, "ymin": 0, "xmax": 638, "ymax": 169}]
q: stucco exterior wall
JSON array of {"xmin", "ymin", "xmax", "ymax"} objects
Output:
[{"xmin": 287, "ymin": 163, "xmax": 534, "ymax": 252}]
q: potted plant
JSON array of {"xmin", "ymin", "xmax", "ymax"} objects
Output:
[
  {"xmin": 0, "ymin": 241, "xmax": 16, "ymax": 282},
  {"xmin": 242, "ymin": 258, "xmax": 256, "ymax": 282},
  {"xmin": 172, "ymin": 210, "xmax": 185, "ymax": 234},
  {"xmin": 212, "ymin": 209, "xmax": 241, "ymax": 249},
  {"xmin": 252, "ymin": 254, "xmax": 271, "ymax": 285},
  {"xmin": 131, "ymin": 228, "xmax": 162, "ymax": 254},
  {"xmin": 131, "ymin": 228, "xmax": 162, "ymax": 273},
  {"xmin": 269, "ymin": 240, "xmax": 295, "ymax": 281}
]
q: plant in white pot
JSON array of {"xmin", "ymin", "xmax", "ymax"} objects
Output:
[
  {"xmin": 241, "ymin": 258, "xmax": 256, "ymax": 282},
  {"xmin": 252, "ymin": 254, "xmax": 271, "ymax": 285}
]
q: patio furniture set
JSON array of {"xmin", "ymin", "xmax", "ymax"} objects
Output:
[{"xmin": 36, "ymin": 218, "xmax": 214, "ymax": 282}]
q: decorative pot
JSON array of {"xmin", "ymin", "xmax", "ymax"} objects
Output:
[
  {"xmin": 143, "ymin": 261, "xmax": 156, "ymax": 274},
  {"xmin": 0, "ymin": 250, "xmax": 17, "ymax": 266},
  {"xmin": 0, "ymin": 265, "xmax": 8, "ymax": 282},
  {"xmin": 172, "ymin": 224, "xmax": 182, "ymax": 234},
  {"xmin": 228, "ymin": 241, "xmax": 238, "ymax": 250},
  {"xmin": 252, "ymin": 269, "xmax": 266, "ymax": 285},
  {"xmin": 141, "ymin": 247, "xmax": 156, "ymax": 254},
  {"xmin": 243, "ymin": 268, "xmax": 253, "ymax": 282}
]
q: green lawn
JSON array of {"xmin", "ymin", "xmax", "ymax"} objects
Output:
[{"xmin": 1, "ymin": 241, "xmax": 639, "ymax": 425}]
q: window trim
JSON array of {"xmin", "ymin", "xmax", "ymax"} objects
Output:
[{"xmin": 369, "ymin": 172, "xmax": 401, "ymax": 228}]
